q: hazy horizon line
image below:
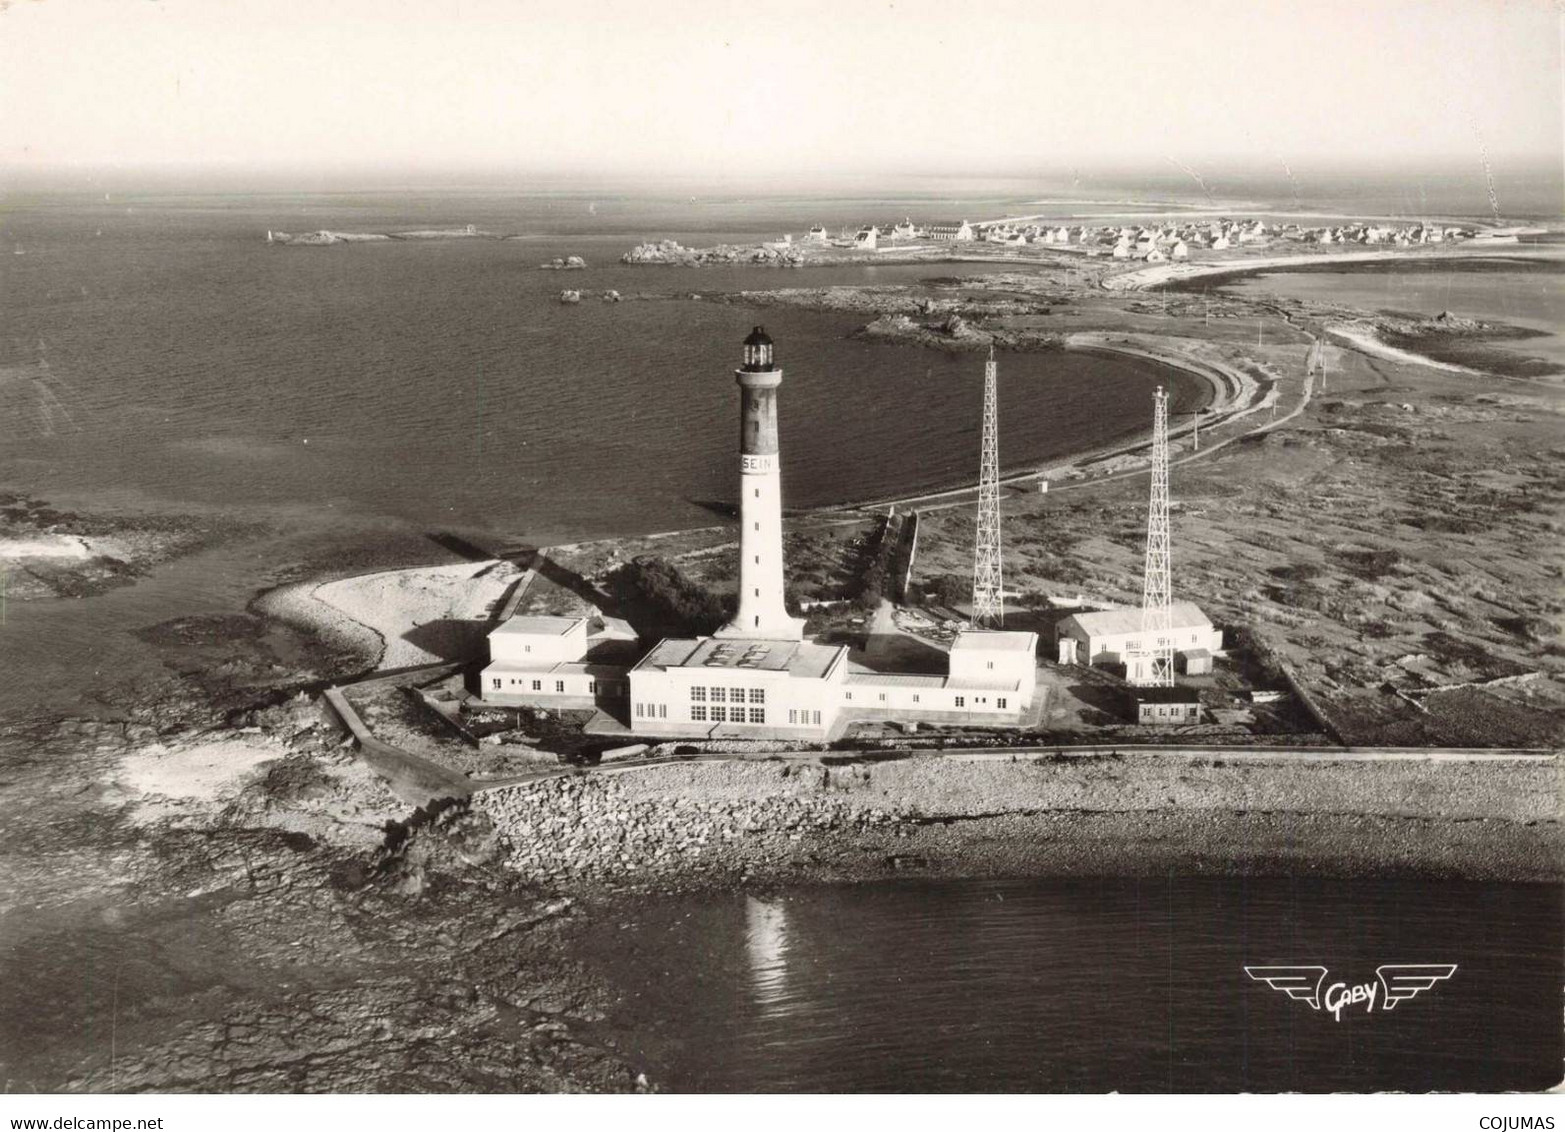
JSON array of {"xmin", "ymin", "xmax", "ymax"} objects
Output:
[{"xmin": 4, "ymin": 153, "xmax": 1560, "ymax": 193}]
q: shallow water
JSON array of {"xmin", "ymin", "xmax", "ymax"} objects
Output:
[
  {"xmin": 1, "ymin": 193, "xmax": 1204, "ymax": 543},
  {"xmin": 580, "ymin": 876, "xmax": 1563, "ymax": 1093},
  {"xmin": 1222, "ymin": 267, "xmax": 1565, "ymax": 370}
]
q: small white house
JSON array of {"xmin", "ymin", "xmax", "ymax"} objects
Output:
[{"xmin": 1055, "ymin": 601, "xmax": 1222, "ymax": 677}]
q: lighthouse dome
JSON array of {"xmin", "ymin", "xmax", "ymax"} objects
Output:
[{"xmin": 742, "ymin": 326, "xmax": 774, "ymax": 371}]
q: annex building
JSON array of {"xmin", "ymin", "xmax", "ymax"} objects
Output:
[{"xmin": 1054, "ymin": 600, "xmax": 1222, "ymax": 679}]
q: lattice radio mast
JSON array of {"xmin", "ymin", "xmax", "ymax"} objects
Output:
[
  {"xmin": 971, "ymin": 346, "xmax": 1004, "ymax": 628},
  {"xmin": 1137, "ymin": 386, "xmax": 1174, "ymax": 686}
]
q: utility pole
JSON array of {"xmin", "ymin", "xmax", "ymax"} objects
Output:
[
  {"xmin": 971, "ymin": 346, "xmax": 1004, "ymax": 628},
  {"xmin": 1137, "ymin": 387, "xmax": 1174, "ymax": 686}
]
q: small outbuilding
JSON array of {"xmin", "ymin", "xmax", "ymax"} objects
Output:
[
  {"xmin": 1133, "ymin": 686, "xmax": 1202, "ymax": 726},
  {"xmin": 1178, "ymin": 648, "xmax": 1213, "ymax": 676}
]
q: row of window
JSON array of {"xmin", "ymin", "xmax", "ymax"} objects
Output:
[
  {"xmin": 634, "ymin": 703, "xmax": 669, "ymax": 719},
  {"xmin": 1122, "ymin": 633, "xmax": 1201, "ymax": 650},
  {"xmin": 786, "ymin": 710, "xmax": 823, "ymax": 726},
  {"xmin": 690, "ymin": 686, "xmax": 765, "ymax": 704},
  {"xmin": 690, "ymin": 705, "xmax": 766, "ymax": 724},
  {"xmin": 492, "ymin": 677, "xmax": 569, "ymax": 693},
  {"xmin": 835, "ymin": 691, "xmax": 1007, "ymax": 710},
  {"xmin": 490, "ymin": 677, "xmax": 620, "ymax": 695}
]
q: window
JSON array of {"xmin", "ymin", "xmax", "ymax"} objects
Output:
[
  {"xmin": 691, "ymin": 705, "xmax": 707, "ymax": 721},
  {"xmin": 998, "ymin": 698, "xmax": 1008, "ymax": 709},
  {"xmin": 1128, "ymin": 639, "xmax": 1142, "ymax": 651},
  {"xmin": 878, "ymin": 693, "xmax": 886, "ymax": 702},
  {"xmin": 987, "ymin": 660, "xmax": 994, "ymax": 669},
  {"xmin": 754, "ymin": 522, "xmax": 759, "ymax": 531},
  {"xmin": 845, "ymin": 691, "xmax": 852, "ymax": 701},
  {"xmin": 635, "ymin": 703, "xmax": 644, "ymax": 717},
  {"xmin": 754, "ymin": 488, "xmax": 760, "ymax": 498},
  {"xmin": 754, "ymin": 588, "xmax": 760, "ymax": 597},
  {"xmin": 730, "ymin": 687, "xmax": 744, "ymax": 702},
  {"xmin": 555, "ymin": 680, "xmax": 565, "ymax": 693},
  {"xmin": 754, "ymin": 555, "xmax": 760, "ymax": 564},
  {"xmin": 754, "ymin": 616, "xmax": 759, "ymax": 628},
  {"xmin": 811, "ymin": 711, "xmax": 821, "ymax": 725},
  {"xmin": 532, "ymin": 680, "xmax": 542, "ymax": 692},
  {"xmin": 788, "ymin": 709, "xmax": 798, "ymax": 724},
  {"xmin": 912, "ymin": 694, "xmax": 920, "ymax": 704},
  {"xmin": 588, "ymin": 680, "xmax": 597, "ymax": 694},
  {"xmin": 749, "ymin": 707, "xmax": 765, "ymax": 724},
  {"xmin": 711, "ymin": 688, "xmax": 726, "ymax": 703},
  {"xmin": 491, "ymin": 678, "xmax": 501, "ymax": 689},
  {"xmin": 524, "ymin": 644, "xmax": 531, "ymax": 653},
  {"xmin": 691, "ymin": 686, "xmax": 707, "ymax": 701},
  {"xmin": 711, "ymin": 706, "xmax": 727, "ymax": 723},
  {"xmin": 955, "ymin": 696, "xmax": 966, "ymax": 708},
  {"xmin": 749, "ymin": 688, "xmax": 765, "ymax": 704},
  {"xmin": 658, "ymin": 704, "xmax": 667, "ymax": 719}
]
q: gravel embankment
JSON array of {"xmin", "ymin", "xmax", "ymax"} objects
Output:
[{"xmin": 474, "ymin": 753, "xmax": 1562, "ymax": 889}]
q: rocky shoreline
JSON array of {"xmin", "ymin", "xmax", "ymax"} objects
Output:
[{"xmin": 472, "ymin": 753, "xmax": 1562, "ymax": 894}]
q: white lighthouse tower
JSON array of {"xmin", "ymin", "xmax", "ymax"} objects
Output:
[{"xmin": 717, "ymin": 326, "xmax": 805, "ymax": 641}]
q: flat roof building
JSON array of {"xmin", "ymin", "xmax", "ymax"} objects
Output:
[{"xmin": 479, "ymin": 613, "xmax": 637, "ymax": 709}]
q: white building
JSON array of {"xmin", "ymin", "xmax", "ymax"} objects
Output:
[
  {"xmin": 628, "ymin": 636, "xmax": 846, "ymax": 737},
  {"xmin": 628, "ymin": 628, "xmax": 1039, "ymax": 740},
  {"xmin": 479, "ymin": 614, "xmax": 639, "ymax": 708},
  {"xmin": 853, "ymin": 227, "xmax": 878, "ymax": 250},
  {"xmin": 1055, "ymin": 601, "xmax": 1222, "ymax": 682}
]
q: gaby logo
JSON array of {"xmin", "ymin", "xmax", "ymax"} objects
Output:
[{"xmin": 1244, "ymin": 964, "xmax": 1458, "ymax": 1022}]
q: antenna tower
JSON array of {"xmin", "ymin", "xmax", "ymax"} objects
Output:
[
  {"xmin": 971, "ymin": 347, "xmax": 1004, "ymax": 628},
  {"xmin": 1137, "ymin": 386, "xmax": 1174, "ymax": 686}
]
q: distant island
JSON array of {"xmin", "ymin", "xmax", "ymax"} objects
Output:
[{"xmin": 266, "ymin": 224, "xmax": 492, "ymax": 245}]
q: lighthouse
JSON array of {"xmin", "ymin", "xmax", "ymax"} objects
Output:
[{"xmin": 717, "ymin": 326, "xmax": 805, "ymax": 641}]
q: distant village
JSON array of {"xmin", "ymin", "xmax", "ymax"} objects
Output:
[{"xmin": 786, "ymin": 216, "xmax": 1506, "ymax": 261}]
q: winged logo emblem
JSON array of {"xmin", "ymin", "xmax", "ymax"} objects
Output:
[
  {"xmin": 1377, "ymin": 964, "xmax": 1458, "ymax": 1008},
  {"xmin": 1244, "ymin": 965, "xmax": 1328, "ymax": 1009},
  {"xmin": 1245, "ymin": 962, "xmax": 1457, "ymax": 1021}
]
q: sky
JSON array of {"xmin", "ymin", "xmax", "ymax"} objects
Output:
[{"xmin": 0, "ymin": 0, "xmax": 1560, "ymax": 181}]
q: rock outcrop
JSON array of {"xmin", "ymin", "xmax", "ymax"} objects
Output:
[{"xmin": 621, "ymin": 240, "xmax": 806, "ymax": 267}]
